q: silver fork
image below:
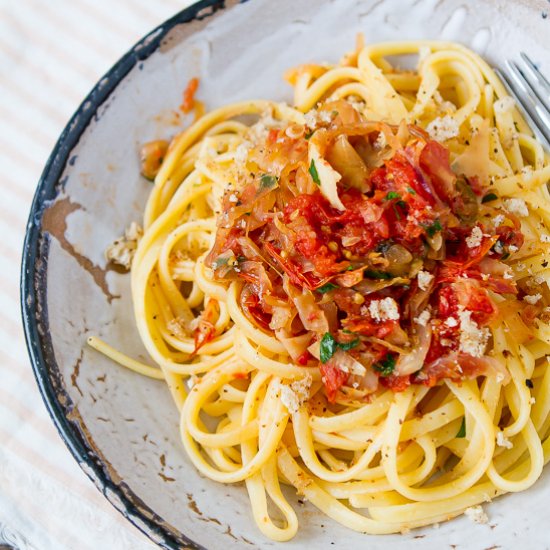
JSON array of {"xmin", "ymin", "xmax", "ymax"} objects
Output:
[{"xmin": 494, "ymin": 52, "xmax": 550, "ymax": 154}]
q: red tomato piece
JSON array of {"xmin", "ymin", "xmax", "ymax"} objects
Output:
[{"xmin": 319, "ymin": 361, "xmax": 349, "ymax": 403}]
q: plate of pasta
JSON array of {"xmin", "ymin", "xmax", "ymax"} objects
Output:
[{"xmin": 21, "ymin": 0, "xmax": 550, "ymax": 548}]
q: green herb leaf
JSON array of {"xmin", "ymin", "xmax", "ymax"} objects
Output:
[
  {"xmin": 259, "ymin": 174, "xmax": 278, "ymax": 191},
  {"xmin": 338, "ymin": 339, "xmax": 360, "ymax": 352},
  {"xmin": 407, "ymin": 186, "xmax": 417, "ymax": 195},
  {"xmin": 320, "ymin": 332, "xmax": 337, "ymax": 363},
  {"xmin": 373, "ymin": 355, "xmax": 396, "ymax": 377},
  {"xmin": 305, "ymin": 130, "xmax": 314, "ymax": 140},
  {"xmin": 320, "ymin": 332, "xmax": 361, "ymax": 362},
  {"xmin": 456, "ymin": 418, "xmax": 466, "ymax": 438},
  {"xmin": 316, "ymin": 282, "xmax": 339, "ymax": 293},
  {"xmin": 309, "ymin": 159, "xmax": 320, "ymax": 185},
  {"xmin": 396, "ymin": 200, "xmax": 407, "ymax": 209},
  {"xmin": 481, "ymin": 192, "xmax": 498, "ymax": 204},
  {"xmin": 424, "ymin": 219, "xmax": 442, "ymax": 237},
  {"xmin": 364, "ymin": 270, "xmax": 392, "ymax": 280},
  {"xmin": 384, "ymin": 191, "xmax": 401, "ymax": 201}
]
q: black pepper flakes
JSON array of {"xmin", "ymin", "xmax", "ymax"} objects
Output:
[{"xmin": 526, "ymin": 379, "xmax": 534, "ymax": 389}]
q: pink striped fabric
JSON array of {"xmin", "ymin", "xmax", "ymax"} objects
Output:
[{"xmin": 0, "ymin": 1, "xmax": 192, "ymax": 548}]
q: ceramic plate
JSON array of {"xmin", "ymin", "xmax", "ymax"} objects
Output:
[{"xmin": 21, "ymin": 0, "xmax": 550, "ymax": 548}]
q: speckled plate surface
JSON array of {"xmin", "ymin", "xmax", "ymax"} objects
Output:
[{"xmin": 21, "ymin": 1, "xmax": 550, "ymax": 548}]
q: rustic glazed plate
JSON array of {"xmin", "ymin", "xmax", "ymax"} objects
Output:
[{"xmin": 21, "ymin": 0, "xmax": 550, "ymax": 548}]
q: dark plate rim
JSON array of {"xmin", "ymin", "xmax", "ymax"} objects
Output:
[{"xmin": 19, "ymin": 2, "xmax": 239, "ymax": 548}]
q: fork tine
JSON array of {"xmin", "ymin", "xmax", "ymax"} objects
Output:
[
  {"xmin": 513, "ymin": 58, "xmax": 550, "ymax": 120},
  {"xmin": 502, "ymin": 61, "xmax": 550, "ymax": 148},
  {"xmin": 520, "ymin": 52, "xmax": 550, "ymax": 102},
  {"xmin": 494, "ymin": 67, "xmax": 550, "ymax": 153}
]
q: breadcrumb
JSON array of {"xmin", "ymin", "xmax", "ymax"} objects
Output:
[{"xmin": 464, "ymin": 505, "xmax": 489, "ymax": 524}]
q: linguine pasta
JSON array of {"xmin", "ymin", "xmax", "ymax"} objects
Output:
[{"xmin": 89, "ymin": 40, "xmax": 550, "ymax": 540}]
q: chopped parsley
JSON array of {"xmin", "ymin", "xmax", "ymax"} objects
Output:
[
  {"xmin": 481, "ymin": 192, "xmax": 498, "ymax": 204},
  {"xmin": 456, "ymin": 418, "xmax": 466, "ymax": 438},
  {"xmin": 309, "ymin": 159, "xmax": 320, "ymax": 185},
  {"xmin": 364, "ymin": 270, "xmax": 392, "ymax": 280},
  {"xmin": 423, "ymin": 219, "xmax": 443, "ymax": 237},
  {"xmin": 316, "ymin": 282, "xmax": 339, "ymax": 293},
  {"xmin": 384, "ymin": 191, "xmax": 401, "ymax": 201},
  {"xmin": 305, "ymin": 130, "xmax": 314, "ymax": 140},
  {"xmin": 337, "ymin": 338, "xmax": 360, "ymax": 352},
  {"xmin": 259, "ymin": 174, "xmax": 278, "ymax": 190},
  {"xmin": 319, "ymin": 332, "xmax": 360, "ymax": 363},
  {"xmin": 320, "ymin": 333, "xmax": 338, "ymax": 363},
  {"xmin": 373, "ymin": 355, "xmax": 396, "ymax": 376},
  {"xmin": 407, "ymin": 186, "xmax": 417, "ymax": 195}
]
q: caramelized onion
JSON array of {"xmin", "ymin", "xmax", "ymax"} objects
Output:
[
  {"xmin": 293, "ymin": 291, "xmax": 329, "ymax": 333},
  {"xmin": 326, "ymin": 135, "xmax": 370, "ymax": 192},
  {"xmin": 276, "ymin": 330, "xmax": 312, "ymax": 360},
  {"xmin": 395, "ymin": 322, "xmax": 432, "ymax": 376},
  {"xmin": 385, "ymin": 244, "xmax": 413, "ymax": 266}
]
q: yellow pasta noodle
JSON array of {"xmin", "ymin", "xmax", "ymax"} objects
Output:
[{"xmin": 90, "ymin": 39, "xmax": 550, "ymax": 541}]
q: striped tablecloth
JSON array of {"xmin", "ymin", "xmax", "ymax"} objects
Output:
[{"xmin": 0, "ymin": 1, "xmax": 192, "ymax": 548}]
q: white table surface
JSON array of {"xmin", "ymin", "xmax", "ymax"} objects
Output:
[{"xmin": 0, "ymin": 1, "xmax": 194, "ymax": 548}]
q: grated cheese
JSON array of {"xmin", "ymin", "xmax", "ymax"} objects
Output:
[
  {"xmin": 278, "ymin": 374, "xmax": 313, "ymax": 415},
  {"xmin": 504, "ymin": 198, "xmax": 529, "ymax": 218},
  {"xmin": 417, "ymin": 270, "xmax": 434, "ymax": 291},
  {"xmin": 234, "ymin": 141, "xmax": 252, "ymax": 165},
  {"xmin": 105, "ymin": 221, "xmax": 143, "ymax": 270},
  {"xmin": 493, "ymin": 215, "xmax": 504, "ymax": 227},
  {"xmin": 458, "ymin": 308, "xmax": 489, "ymax": 357},
  {"xmin": 445, "ymin": 317, "xmax": 458, "ymax": 328},
  {"xmin": 304, "ymin": 110, "xmax": 318, "ymax": 129},
  {"xmin": 465, "ymin": 226, "xmax": 483, "ymax": 249},
  {"xmin": 524, "ymin": 293, "xmax": 542, "ymax": 305},
  {"xmin": 368, "ymin": 297, "xmax": 400, "ymax": 322},
  {"xmin": 318, "ymin": 110, "xmax": 333, "ymax": 124},
  {"xmin": 414, "ymin": 309, "xmax": 431, "ymax": 327},
  {"xmin": 426, "ymin": 115, "xmax": 459, "ymax": 142},
  {"xmin": 464, "ymin": 505, "xmax": 489, "ymax": 525}
]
